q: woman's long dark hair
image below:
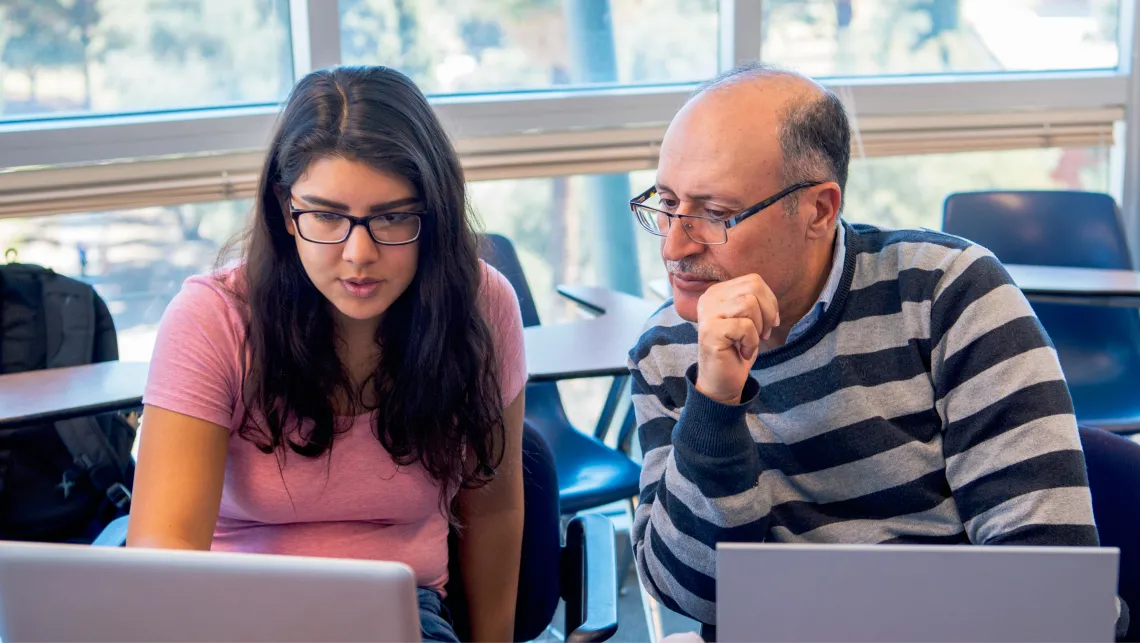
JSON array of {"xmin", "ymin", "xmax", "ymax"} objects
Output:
[{"xmin": 230, "ymin": 66, "xmax": 504, "ymax": 510}]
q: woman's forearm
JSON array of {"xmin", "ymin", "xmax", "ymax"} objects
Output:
[{"xmin": 459, "ymin": 506, "xmax": 524, "ymax": 642}]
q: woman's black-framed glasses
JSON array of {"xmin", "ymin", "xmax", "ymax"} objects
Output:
[
  {"xmin": 289, "ymin": 207, "xmax": 424, "ymax": 246},
  {"xmin": 629, "ymin": 181, "xmax": 822, "ymax": 246}
]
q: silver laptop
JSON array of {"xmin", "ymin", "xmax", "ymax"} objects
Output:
[
  {"xmin": 717, "ymin": 543, "xmax": 1120, "ymax": 643},
  {"xmin": 0, "ymin": 541, "xmax": 422, "ymax": 642}
]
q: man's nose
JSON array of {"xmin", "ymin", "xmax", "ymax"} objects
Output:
[{"xmin": 662, "ymin": 218, "xmax": 706, "ymax": 263}]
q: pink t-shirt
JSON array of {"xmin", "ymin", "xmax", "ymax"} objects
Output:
[{"xmin": 142, "ymin": 262, "xmax": 527, "ymax": 592}]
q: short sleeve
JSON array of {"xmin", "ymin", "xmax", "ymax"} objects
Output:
[
  {"xmin": 479, "ymin": 263, "xmax": 527, "ymax": 405},
  {"xmin": 143, "ymin": 274, "xmax": 244, "ymax": 430}
]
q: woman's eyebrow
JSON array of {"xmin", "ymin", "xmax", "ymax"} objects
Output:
[{"xmin": 295, "ymin": 194, "xmax": 422, "ymax": 213}]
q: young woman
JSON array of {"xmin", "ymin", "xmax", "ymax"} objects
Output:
[{"xmin": 127, "ymin": 66, "xmax": 526, "ymax": 643}]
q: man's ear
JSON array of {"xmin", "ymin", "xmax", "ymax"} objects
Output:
[{"xmin": 805, "ymin": 182, "xmax": 842, "ymax": 241}]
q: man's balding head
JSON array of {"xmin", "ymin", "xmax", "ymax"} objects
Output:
[
  {"xmin": 653, "ymin": 62, "xmax": 849, "ymax": 323},
  {"xmin": 664, "ymin": 62, "xmax": 851, "ymax": 213}
]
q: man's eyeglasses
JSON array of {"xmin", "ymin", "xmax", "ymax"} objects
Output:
[
  {"xmin": 629, "ymin": 181, "xmax": 822, "ymax": 246},
  {"xmin": 289, "ymin": 206, "xmax": 424, "ymax": 246}
]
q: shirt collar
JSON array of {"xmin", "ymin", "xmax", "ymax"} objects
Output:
[{"xmin": 785, "ymin": 222, "xmax": 847, "ymax": 343}]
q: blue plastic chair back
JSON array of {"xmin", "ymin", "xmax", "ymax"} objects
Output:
[
  {"xmin": 446, "ymin": 421, "xmax": 561, "ymax": 641},
  {"xmin": 1079, "ymin": 426, "xmax": 1140, "ymax": 641},
  {"xmin": 943, "ymin": 191, "xmax": 1140, "ymax": 432},
  {"xmin": 479, "ymin": 234, "xmax": 642, "ymax": 513}
]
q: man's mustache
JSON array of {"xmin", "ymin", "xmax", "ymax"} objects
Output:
[{"xmin": 665, "ymin": 258, "xmax": 728, "ymax": 281}]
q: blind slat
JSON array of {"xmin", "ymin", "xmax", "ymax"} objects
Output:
[{"xmin": 0, "ymin": 112, "xmax": 1117, "ymax": 219}]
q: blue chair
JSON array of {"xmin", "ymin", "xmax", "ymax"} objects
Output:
[
  {"xmin": 96, "ymin": 422, "xmax": 620, "ymax": 641},
  {"xmin": 1079, "ymin": 426, "xmax": 1140, "ymax": 641},
  {"xmin": 480, "ymin": 234, "xmax": 642, "ymax": 514},
  {"xmin": 943, "ymin": 191, "xmax": 1140, "ymax": 433}
]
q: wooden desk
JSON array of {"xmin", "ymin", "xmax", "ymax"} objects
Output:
[
  {"xmin": 524, "ymin": 285, "xmax": 660, "ymax": 382},
  {"xmin": 1004, "ymin": 264, "xmax": 1140, "ymax": 308},
  {"xmin": 0, "ymin": 361, "xmax": 149, "ymax": 429}
]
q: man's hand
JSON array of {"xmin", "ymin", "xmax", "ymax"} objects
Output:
[{"xmin": 695, "ymin": 274, "xmax": 779, "ymax": 404}]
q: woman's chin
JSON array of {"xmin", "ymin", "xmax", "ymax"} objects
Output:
[{"xmin": 328, "ymin": 296, "xmax": 389, "ymax": 324}]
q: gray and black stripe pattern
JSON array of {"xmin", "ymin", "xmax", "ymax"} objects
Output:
[{"xmin": 629, "ymin": 222, "xmax": 1100, "ymax": 625}]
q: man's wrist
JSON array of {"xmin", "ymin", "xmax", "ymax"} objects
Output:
[{"xmin": 694, "ymin": 376, "xmax": 743, "ymax": 406}]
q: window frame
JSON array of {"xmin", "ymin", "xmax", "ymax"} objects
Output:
[{"xmin": 0, "ymin": 0, "xmax": 1136, "ymax": 259}]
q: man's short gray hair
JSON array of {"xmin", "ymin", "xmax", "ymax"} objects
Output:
[{"xmin": 697, "ymin": 62, "xmax": 851, "ymax": 214}]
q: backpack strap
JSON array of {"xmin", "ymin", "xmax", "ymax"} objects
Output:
[
  {"xmin": 41, "ymin": 271, "xmax": 130, "ymax": 510},
  {"xmin": 41, "ymin": 271, "xmax": 95, "ymax": 369},
  {"xmin": 53, "ymin": 417, "xmax": 132, "ymax": 511}
]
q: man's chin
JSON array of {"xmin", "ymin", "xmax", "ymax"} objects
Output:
[{"xmin": 672, "ymin": 293, "xmax": 699, "ymax": 322}]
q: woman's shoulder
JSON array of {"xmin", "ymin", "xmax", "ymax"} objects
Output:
[
  {"xmin": 160, "ymin": 264, "xmax": 249, "ymax": 344},
  {"xmin": 476, "ymin": 259, "xmax": 527, "ymax": 402},
  {"xmin": 169, "ymin": 264, "xmax": 247, "ymax": 314},
  {"xmin": 477, "ymin": 260, "xmax": 522, "ymax": 321}
]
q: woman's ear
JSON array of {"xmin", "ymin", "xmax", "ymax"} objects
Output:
[{"xmin": 274, "ymin": 187, "xmax": 297, "ymax": 236}]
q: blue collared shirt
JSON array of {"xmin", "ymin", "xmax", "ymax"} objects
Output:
[{"xmin": 785, "ymin": 223, "xmax": 846, "ymax": 344}]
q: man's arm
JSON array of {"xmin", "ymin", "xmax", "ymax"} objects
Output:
[
  {"xmin": 930, "ymin": 247, "xmax": 1129, "ymax": 637},
  {"xmin": 629, "ymin": 341, "xmax": 770, "ymax": 626},
  {"xmin": 930, "ymin": 246, "xmax": 1096, "ymax": 547}
]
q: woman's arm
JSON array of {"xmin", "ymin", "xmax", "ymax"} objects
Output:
[
  {"xmin": 457, "ymin": 389, "xmax": 525, "ymax": 643},
  {"xmin": 126, "ymin": 405, "xmax": 230, "ymax": 550}
]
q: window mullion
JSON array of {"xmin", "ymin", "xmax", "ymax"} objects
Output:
[{"xmin": 289, "ymin": 0, "xmax": 341, "ymax": 78}]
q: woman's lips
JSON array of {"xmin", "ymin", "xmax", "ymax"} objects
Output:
[{"xmin": 340, "ymin": 278, "xmax": 381, "ymax": 298}]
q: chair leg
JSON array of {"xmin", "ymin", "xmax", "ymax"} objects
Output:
[
  {"xmin": 615, "ymin": 407, "xmax": 637, "ymax": 456},
  {"xmin": 594, "ymin": 376, "xmax": 630, "ymax": 441},
  {"xmin": 615, "ymin": 499, "xmax": 635, "ymax": 596}
]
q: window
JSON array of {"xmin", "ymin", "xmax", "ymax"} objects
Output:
[
  {"xmin": 0, "ymin": 170, "xmax": 655, "ymax": 432},
  {"xmin": 339, "ymin": 0, "xmax": 719, "ymax": 95},
  {"xmin": 0, "ymin": 0, "xmax": 293, "ymax": 121},
  {"xmin": 471, "ymin": 170, "xmax": 658, "ymax": 432},
  {"xmin": 762, "ymin": 0, "xmax": 1120, "ymax": 77},
  {"xmin": 0, "ymin": 199, "xmax": 249, "ymax": 361},
  {"xmin": 844, "ymin": 145, "xmax": 1114, "ymax": 230},
  {"xmin": 470, "ymin": 170, "xmax": 662, "ymax": 322}
]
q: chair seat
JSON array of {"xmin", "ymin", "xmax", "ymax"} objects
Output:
[{"xmin": 536, "ymin": 421, "xmax": 642, "ymax": 515}]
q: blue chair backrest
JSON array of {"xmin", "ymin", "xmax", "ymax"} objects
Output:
[
  {"xmin": 1078, "ymin": 427, "xmax": 1140, "ymax": 641},
  {"xmin": 943, "ymin": 191, "xmax": 1132, "ymax": 270},
  {"xmin": 943, "ymin": 191, "xmax": 1140, "ymax": 430},
  {"xmin": 446, "ymin": 421, "xmax": 562, "ymax": 641}
]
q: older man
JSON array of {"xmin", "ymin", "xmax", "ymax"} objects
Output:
[{"xmin": 627, "ymin": 62, "xmax": 1127, "ymax": 640}]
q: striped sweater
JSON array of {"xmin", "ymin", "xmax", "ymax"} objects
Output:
[{"xmin": 629, "ymin": 222, "xmax": 1105, "ymax": 627}]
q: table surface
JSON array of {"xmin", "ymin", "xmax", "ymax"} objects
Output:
[
  {"xmin": 0, "ymin": 361, "xmax": 150, "ymax": 429},
  {"xmin": 0, "ymin": 285, "xmax": 662, "ymax": 427},
  {"xmin": 524, "ymin": 284, "xmax": 661, "ymax": 382},
  {"xmin": 1003, "ymin": 264, "xmax": 1140, "ymax": 297}
]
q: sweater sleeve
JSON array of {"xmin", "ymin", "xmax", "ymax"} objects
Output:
[
  {"xmin": 629, "ymin": 337, "xmax": 769, "ymax": 626},
  {"xmin": 930, "ymin": 245, "xmax": 1097, "ymax": 547}
]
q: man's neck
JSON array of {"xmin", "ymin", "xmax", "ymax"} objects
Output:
[{"xmin": 764, "ymin": 225, "xmax": 841, "ymax": 349}]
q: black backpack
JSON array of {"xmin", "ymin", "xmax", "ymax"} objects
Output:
[{"xmin": 0, "ymin": 262, "xmax": 136, "ymax": 543}]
